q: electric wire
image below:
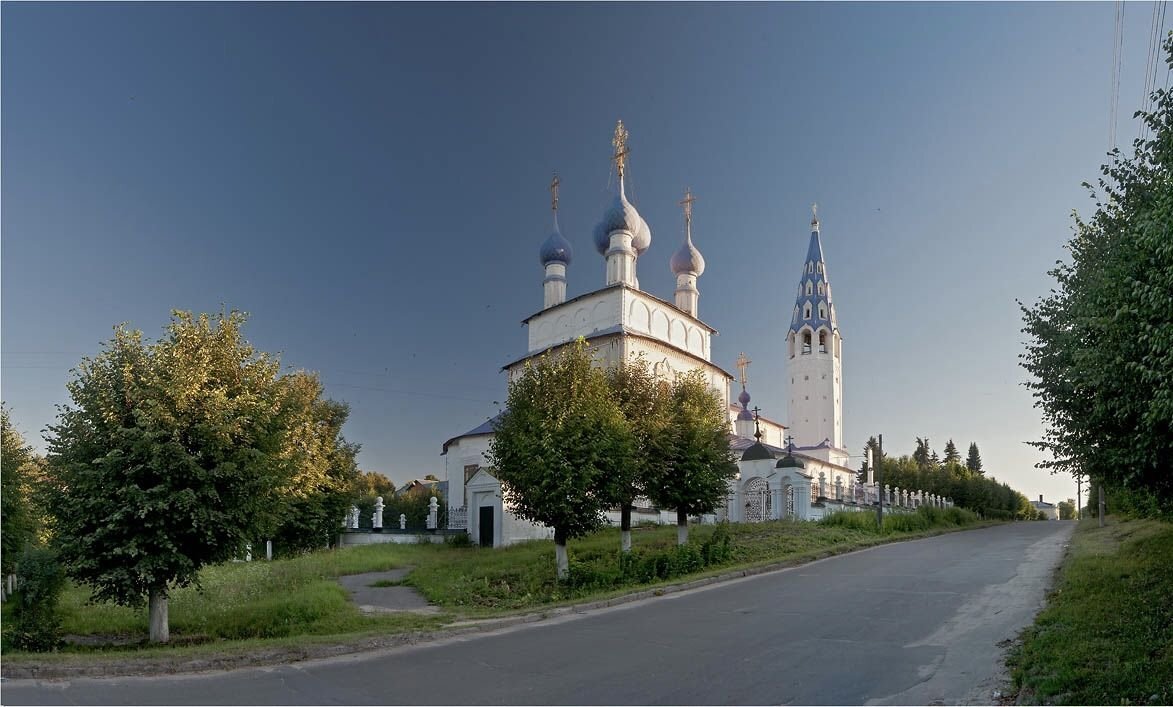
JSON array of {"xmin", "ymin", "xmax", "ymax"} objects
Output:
[{"xmin": 1111, "ymin": 1, "xmax": 1124, "ymax": 151}]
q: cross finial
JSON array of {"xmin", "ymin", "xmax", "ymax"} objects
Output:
[
  {"xmin": 735, "ymin": 352, "xmax": 751, "ymax": 388},
  {"xmin": 612, "ymin": 120, "xmax": 630, "ymax": 177},
  {"xmin": 811, "ymin": 203, "xmax": 820, "ymax": 230},
  {"xmin": 550, "ymin": 174, "xmax": 560, "ymax": 212},
  {"xmin": 752, "ymin": 406, "xmax": 762, "ymax": 441},
  {"xmin": 679, "ymin": 187, "xmax": 696, "ymax": 225},
  {"xmin": 785, "ymin": 434, "xmax": 795, "ymax": 453}
]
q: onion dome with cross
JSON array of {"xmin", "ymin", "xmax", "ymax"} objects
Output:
[{"xmin": 593, "ymin": 120, "xmax": 651, "ymax": 256}]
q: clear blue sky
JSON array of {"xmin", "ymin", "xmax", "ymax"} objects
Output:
[{"xmin": 3, "ymin": 3, "xmax": 1167, "ymax": 506}]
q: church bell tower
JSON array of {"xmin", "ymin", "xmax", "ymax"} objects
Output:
[{"xmin": 785, "ymin": 206, "xmax": 844, "ymax": 461}]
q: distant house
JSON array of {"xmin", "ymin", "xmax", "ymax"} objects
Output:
[
  {"xmin": 397, "ymin": 478, "xmax": 448, "ymax": 500},
  {"xmin": 1031, "ymin": 495, "xmax": 1058, "ymax": 520}
]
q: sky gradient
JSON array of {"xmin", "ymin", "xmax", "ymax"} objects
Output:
[{"xmin": 3, "ymin": 3, "xmax": 1168, "ymax": 506}]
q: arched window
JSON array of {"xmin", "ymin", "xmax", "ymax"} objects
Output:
[
  {"xmin": 817, "ymin": 282, "xmax": 825, "ymax": 296},
  {"xmin": 803, "ymin": 303, "xmax": 812, "ymax": 319},
  {"xmin": 808, "ymin": 262, "xmax": 814, "ymax": 274},
  {"xmin": 805, "ymin": 281, "xmax": 813, "ymax": 296},
  {"xmin": 818, "ymin": 304, "xmax": 827, "ymax": 319},
  {"xmin": 802, "ymin": 331, "xmax": 812, "ymax": 354},
  {"xmin": 817, "ymin": 262, "xmax": 823, "ymax": 274},
  {"xmin": 819, "ymin": 331, "xmax": 828, "ymax": 354}
]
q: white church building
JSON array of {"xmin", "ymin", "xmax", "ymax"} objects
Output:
[{"xmin": 441, "ymin": 121, "xmax": 940, "ymax": 547}]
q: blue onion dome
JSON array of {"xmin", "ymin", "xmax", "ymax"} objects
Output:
[
  {"xmin": 738, "ymin": 388, "xmax": 751, "ymax": 407},
  {"xmin": 539, "ymin": 212, "xmax": 573, "ymax": 266},
  {"xmin": 670, "ymin": 232, "xmax": 705, "ymax": 276},
  {"xmin": 593, "ymin": 176, "xmax": 651, "ymax": 255}
]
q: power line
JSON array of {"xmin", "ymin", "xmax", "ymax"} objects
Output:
[{"xmin": 1111, "ymin": 0, "xmax": 1126, "ymax": 151}]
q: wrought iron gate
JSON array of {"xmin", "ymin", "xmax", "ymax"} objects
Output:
[{"xmin": 743, "ymin": 477, "xmax": 770, "ymax": 523}]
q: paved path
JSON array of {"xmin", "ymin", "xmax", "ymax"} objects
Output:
[
  {"xmin": 3, "ymin": 522, "xmax": 1074, "ymax": 705},
  {"xmin": 336, "ymin": 568, "xmax": 437, "ymax": 614}
]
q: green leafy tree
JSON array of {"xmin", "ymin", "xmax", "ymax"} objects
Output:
[
  {"xmin": 2, "ymin": 407, "xmax": 39, "ymax": 574},
  {"xmin": 44, "ymin": 311, "xmax": 309, "ymax": 643},
  {"xmin": 605, "ymin": 357, "xmax": 673, "ymax": 553},
  {"xmin": 265, "ymin": 372, "xmax": 361, "ymax": 556},
  {"xmin": 647, "ymin": 370, "xmax": 738, "ymax": 545},
  {"xmin": 966, "ymin": 442, "xmax": 984, "ymax": 474},
  {"xmin": 1020, "ymin": 35, "xmax": 1173, "ymax": 513},
  {"xmin": 355, "ymin": 470, "xmax": 396, "ymax": 498},
  {"xmin": 1057, "ymin": 499, "xmax": 1076, "ymax": 520},
  {"xmin": 487, "ymin": 339, "xmax": 634, "ymax": 579}
]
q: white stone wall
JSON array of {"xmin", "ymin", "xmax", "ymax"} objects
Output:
[
  {"xmin": 527, "ymin": 288, "xmax": 623, "ymax": 353},
  {"xmin": 444, "ymin": 435, "xmax": 492, "ymax": 513},
  {"xmin": 620, "ymin": 289, "xmax": 710, "ymax": 360}
]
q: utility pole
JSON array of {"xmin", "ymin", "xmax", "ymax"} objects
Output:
[{"xmin": 875, "ymin": 433, "xmax": 884, "ymax": 529}]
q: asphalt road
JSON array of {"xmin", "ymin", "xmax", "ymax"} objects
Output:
[{"xmin": 4, "ymin": 521, "xmax": 1074, "ymax": 706}]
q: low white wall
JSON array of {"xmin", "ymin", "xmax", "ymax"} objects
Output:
[{"xmin": 339, "ymin": 532, "xmax": 448, "ymax": 546}]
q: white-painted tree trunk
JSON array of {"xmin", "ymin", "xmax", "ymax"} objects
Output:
[
  {"xmin": 148, "ymin": 589, "xmax": 169, "ymax": 644},
  {"xmin": 621, "ymin": 530, "xmax": 631, "ymax": 553},
  {"xmin": 677, "ymin": 509, "xmax": 689, "ymax": 545},
  {"xmin": 555, "ymin": 542, "xmax": 569, "ymax": 580}
]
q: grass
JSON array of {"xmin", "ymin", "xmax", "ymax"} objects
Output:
[
  {"xmin": 1007, "ymin": 517, "xmax": 1173, "ymax": 705},
  {"xmin": 3, "ymin": 507, "xmax": 988, "ymax": 665}
]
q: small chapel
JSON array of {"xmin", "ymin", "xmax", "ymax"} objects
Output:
[{"xmin": 441, "ymin": 121, "xmax": 872, "ymax": 547}]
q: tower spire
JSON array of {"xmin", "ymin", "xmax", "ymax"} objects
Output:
[{"xmin": 811, "ymin": 203, "xmax": 819, "ymax": 232}]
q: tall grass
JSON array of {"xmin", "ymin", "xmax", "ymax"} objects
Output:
[
  {"xmin": 1008, "ymin": 518, "xmax": 1173, "ymax": 704},
  {"xmin": 819, "ymin": 505, "xmax": 978, "ymax": 534}
]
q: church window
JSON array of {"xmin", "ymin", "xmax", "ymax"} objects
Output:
[
  {"xmin": 818, "ymin": 304, "xmax": 827, "ymax": 319},
  {"xmin": 804, "ymin": 375, "xmax": 809, "ymax": 381},
  {"xmin": 818, "ymin": 282, "xmax": 825, "ymax": 296},
  {"xmin": 805, "ymin": 282, "xmax": 813, "ymax": 296},
  {"xmin": 802, "ymin": 331, "xmax": 812, "ymax": 354},
  {"xmin": 819, "ymin": 331, "xmax": 827, "ymax": 353},
  {"xmin": 817, "ymin": 262, "xmax": 823, "ymax": 274},
  {"xmin": 803, "ymin": 304, "xmax": 812, "ymax": 319}
]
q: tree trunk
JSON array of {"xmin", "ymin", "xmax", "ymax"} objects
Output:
[
  {"xmin": 1098, "ymin": 485, "xmax": 1106, "ymax": 527},
  {"xmin": 621, "ymin": 504, "xmax": 632, "ymax": 554},
  {"xmin": 148, "ymin": 588, "xmax": 170, "ymax": 644},
  {"xmin": 677, "ymin": 508, "xmax": 688, "ymax": 545},
  {"xmin": 554, "ymin": 527, "xmax": 569, "ymax": 581}
]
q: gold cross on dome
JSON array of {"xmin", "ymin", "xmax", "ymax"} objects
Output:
[
  {"xmin": 612, "ymin": 120, "xmax": 630, "ymax": 177},
  {"xmin": 735, "ymin": 352, "xmax": 751, "ymax": 387},
  {"xmin": 679, "ymin": 188, "xmax": 696, "ymax": 226},
  {"xmin": 550, "ymin": 174, "xmax": 560, "ymax": 212}
]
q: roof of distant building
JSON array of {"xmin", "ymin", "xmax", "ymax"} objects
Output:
[{"xmin": 440, "ymin": 412, "xmax": 504, "ymax": 455}]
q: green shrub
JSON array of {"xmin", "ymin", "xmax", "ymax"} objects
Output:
[
  {"xmin": 444, "ymin": 532, "xmax": 473, "ymax": 548},
  {"xmin": 10, "ymin": 547, "xmax": 66, "ymax": 652}
]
